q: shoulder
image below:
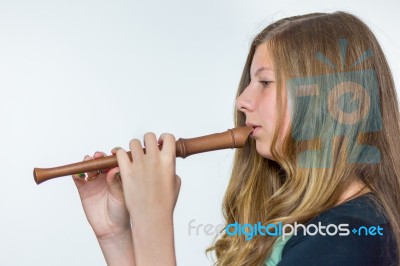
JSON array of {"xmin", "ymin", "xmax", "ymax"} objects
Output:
[
  {"xmin": 320, "ymin": 192, "xmax": 388, "ymax": 225},
  {"xmin": 279, "ymin": 192, "xmax": 397, "ymax": 266}
]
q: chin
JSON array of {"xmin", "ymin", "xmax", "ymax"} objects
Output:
[{"xmin": 255, "ymin": 143, "xmax": 274, "ymax": 160}]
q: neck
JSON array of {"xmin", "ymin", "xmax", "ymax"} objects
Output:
[{"xmin": 335, "ymin": 178, "xmax": 371, "ymax": 206}]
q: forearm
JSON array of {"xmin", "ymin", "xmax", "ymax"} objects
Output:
[
  {"xmin": 132, "ymin": 214, "xmax": 177, "ymax": 266},
  {"xmin": 97, "ymin": 229, "xmax": 136, "ymax": 266}
]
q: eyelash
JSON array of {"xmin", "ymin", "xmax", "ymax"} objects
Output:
[{"xmin": 259, "ymin": 81, "xmax": 272, "ymax": 87}]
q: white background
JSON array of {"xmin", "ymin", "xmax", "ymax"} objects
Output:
[{"xmin": 0, "ymin": 0, "xmax": 399, "ymax": 265}]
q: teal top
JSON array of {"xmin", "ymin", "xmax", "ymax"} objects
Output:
[{"xmin": 264, "ymin": 235, "xmax": 292, "ymax": 266}]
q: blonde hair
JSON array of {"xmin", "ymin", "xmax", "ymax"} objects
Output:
[{"xmin": 206, "ymin": 11, "xmax": 400, "ymax": 265}]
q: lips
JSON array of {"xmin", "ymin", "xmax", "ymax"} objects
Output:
[
  {"xmin": 250, "ymin": 127, "xmax": 261, "ymax": 137},
  {"xmin": 246, "ymin": 122, "xmax": 261, "ymax": 137}
]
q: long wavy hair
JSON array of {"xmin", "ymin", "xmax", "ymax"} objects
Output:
[{"xmin": 206, "ymin": 11, "xmax": 400, "ymax": 265}]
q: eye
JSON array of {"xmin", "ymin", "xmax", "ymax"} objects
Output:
[{"xmin": 259, "ymin": 80, "xmax": 272, "ymax": 88}]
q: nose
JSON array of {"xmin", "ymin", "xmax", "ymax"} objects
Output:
[{"xmin": 235, "ymin": 86, "xmax": 255, "ymax": 113}]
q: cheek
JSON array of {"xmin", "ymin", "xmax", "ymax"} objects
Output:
[
  {"xmin": 282, "ymin": 108, "xmax": 291, "ymax": 137},
  {"xmin": 259, "ymin": 97, "xmax": 278, "ymax": 128},
  {"xmin": 279, "ymin": 90, "xmax": 291, "ymax": 139}
]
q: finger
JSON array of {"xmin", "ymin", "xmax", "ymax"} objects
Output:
[
  {"xmin": 72, "ymin": 172, "xmax": 87, "ymax": 188},
  {"xmin": 105, "ymin": 167, "xmax": 124, "ymax": 200},
  {"xmin": 173, "ymin": 174, "xmax": 182, "ymax": 209},
  {"xmin": 93, "ymin": 151, "xmax": 107, "ymax": 159},
  {"xmin": 72, "ymin": 155, "xmax": 92, "ymax": 179},
  {"xmin": 158, "ymin": 133, "xmax": 176, "ymax": 155},
  {"xmin": 111, "ymin": 147, "xmax": 122, "ymax": 155},
  {"xmin": 85, "ymin": 152, "xmax": 107, "ymax": 178},
  {"xmin": 175, "ymin": 174, "xmax": 182, "ymax": 191},
  {"xmin": 115, "ymin": 148, "xmax": 132, "ymax": 182},
  {"xmin": 143, "ymin": 132, "xmax": 159, "ymax": 155},
  {"xmin": 71, "ymin": 155, "xmax": 102, "ymax": 182},
  {"xmin": 92, "ymin": 151, "xmax": 111, "ymax": 173},
  {"xmin": 129, "ymin": 138, "xmax": 144, "ymax": 163},
  {"xmin": 72, "ymin": 172, "xmax": 87, "ymax": 181},
  {"xmin": 72, "ymin": 155, "xmax": 92, "ymax": 187},
  {"xmin": 106, "ymin": 166, "xmax": 121, "ymax": 185}
]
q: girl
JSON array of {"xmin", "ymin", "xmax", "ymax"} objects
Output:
[{"xmin": 73, "ymin": 11, "xmax": 399, "ymax": 265}]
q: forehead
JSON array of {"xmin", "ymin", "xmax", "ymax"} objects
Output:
[{"xmin": 250, "ymin": 43, "xmax": 274, "ymax": 75}]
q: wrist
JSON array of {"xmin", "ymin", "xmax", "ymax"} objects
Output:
[
  {"xmin": 131, "ymin": 208, "xmax": 174, "ymax": 227},
  {"xmin": 96, "ymin": 227, "xmax": 132, "ymax": 244},
  {"xmin": 97, "ymin": 228, "xmax": 135, "ymax": 266},
  {"xmin": 132, "ymin": 216, "xmax": 176, "ymax": 266}
]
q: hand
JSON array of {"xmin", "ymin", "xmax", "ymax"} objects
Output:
[
  {"xmin": 73, "ymin": 149, "xmax": 136, "ymax": 265},
  {"xmin": 116, "ymin": 132, "xmax": 181, "ymax": 223},
  {"xmin": 72, "ymin": 149, "xmax": 130, "ymax": 241},
  {"xmin": 116, "ymin": 132, "xmax": 181, "ymax": 265}
]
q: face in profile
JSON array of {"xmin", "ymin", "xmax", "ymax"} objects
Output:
[{"xmin": 236, "ymin": 43, "xmax": 290, "ymax": 161}]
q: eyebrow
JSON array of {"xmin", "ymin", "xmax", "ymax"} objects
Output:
[{"xmin": 253, "ymin": 66, "xmax": 274, "ymax": 76}]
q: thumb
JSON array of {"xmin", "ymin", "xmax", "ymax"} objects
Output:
[
  {"xmin": 175, "ymin": 174, "xmax": 182, "ymax": 192},
  {"xmin": 173, "ymin": 174, "xmax": 182, "ymax": 209},
  {"xmin": 72, "ymin": 155, "xmax": 92, "ymax": 190},
  {"xmin": 106, "ymin": 167, "xmax": 124, "ymax": 201}
]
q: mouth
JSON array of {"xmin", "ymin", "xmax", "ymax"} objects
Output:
[
  {"xmin": 250, "ymin": 127, "xmax": 261, "ymax": 137},
  {"xmin": 246, "ymin": 123, "xmax": 261, "ymax": 137}
]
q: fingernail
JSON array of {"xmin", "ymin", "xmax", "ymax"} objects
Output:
[
  {"xmin": 115, "ymin": 172, "xmax": 120, "ymax": 177},
  {"xmin": 79, "ymin": 173, "xmax": 86, "ymax": 178},
  {"xmin": 113, "ymin": 146, "xmax": 122, "ymax": 150}
]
